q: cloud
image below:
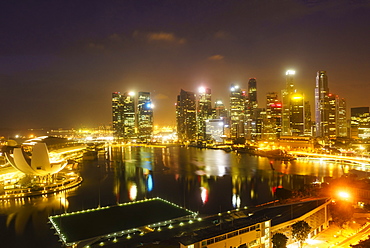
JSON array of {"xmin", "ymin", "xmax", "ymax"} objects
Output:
[
  {"xmin": 207, "ymin": 54, "xmax": 224, "ymax": 61},
  {"xmin": 108, "ymin": 33, "xmax": 122, "ymax": 42},
  {"xmin": 133, "ymin": 31, "xmax": 186, "ymax": 45},
  {"xmin": 213, "ymin": 31, "xmax": 235, "ymax": 40},
  {"xmin": 86, "ymin": 42, "xmax": 105, "ymax": 50}
]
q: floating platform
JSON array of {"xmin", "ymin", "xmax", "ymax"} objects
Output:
[{"xmin": 49, "ymin": 197, "xmax": 196, "ymax": 247}]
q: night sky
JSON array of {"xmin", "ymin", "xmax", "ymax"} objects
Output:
[{"xmin": 1, "ymin": 0, "xmax": 369, "ymax": 131}]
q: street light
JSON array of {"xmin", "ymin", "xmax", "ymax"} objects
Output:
[{"xmin": 338, "ymin": 191, "xmax": 350, "ymax": 200}]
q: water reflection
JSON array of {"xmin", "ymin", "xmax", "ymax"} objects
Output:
[{"xmin": 0, "ymin": 145, "xmax": 352, "ymax": 248}]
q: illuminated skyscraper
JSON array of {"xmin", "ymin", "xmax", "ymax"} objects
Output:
[
  {"xmin": 214, "ymin": 100, "xmax": 228, "ymax": 119},
  {"xmin": 205, "ymin": 119, "xmax": 224, "ymax": 143},
  {"xmin": 328, "ymin": 93, "xmax": 337, "ymax": 139},
  {"xmin": 176, "ymin": 89, "xmax": 197, "ymax": 142},
  {"xmin": 264, "ymin": 92, "xmax": 282, "ymax": 140},
  {"xmin": 112, "ymin": 92, "xmax": 136, "ymax": 140},
  {"xmin": 137, "ymin": 92, "xmax": 154, "ymax": 142},
  {"xmin": 229, "ymin": 84, "xmax": 246, "ymax": 139},
  {"xmin": 247, "ymin": 78, "xmax": 258, "ymax": 109},
  {"xmin": 304, "ymin": 101, "xmax": 312, "ymax": 136},
  {"xmin": 315, "ymin": 70, "xmax": 330, "ymax": 138},
  {"xmin": 281, "ymin": 70, "xmax": 296, "ymax": 136},
  {"xmin": 197, "ymin": 87, "xmax": 212, "ymax": 140},
  {"xmin": 112, "ymin": 92, "xmax": 124, "ymax": 138},
  {"xmin": 336, "ymin": 97, "xmax": 347, "ymax": 137},
  {"xmin": 246, "ymin": 78, "xmax": 258, "ymax": 139},
  {"xmin": 351, "ymin": 107, "xmax": 370, "ymax": 139},
  {"xmin": 290, "ymin": 93, "xmax": 305, "ymax": 135}
]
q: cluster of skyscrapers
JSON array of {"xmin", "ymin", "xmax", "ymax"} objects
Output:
[
  {"xmin": 112, "ymin": 70, "xmax": 370, "ymax": 144},
  {"xmin": 112, "ymin": 91, "xmax": 154, "ymax": 142}
]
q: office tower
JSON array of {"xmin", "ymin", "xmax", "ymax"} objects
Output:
[
  {"xmin": 112, "ymin": 92, "xmax": 124, "ymax": 138},
  {"xmin": 205, "ymin": 119, "xmax": 224, "ymax": 143},
  {"xmin": 290, "ymin": 93, "xmax": 305, "ymax": 135},
  {"xmin": 327, "ymin": 93, "xmax": 337, "ymax": 139},
  {"xmin": 197, "ymin": 87, "xmax": 212, "ymax": 140},
  {"xmin": 350, "ymin": 107, "xmax": 370, "ymax": 139},
  {"xmin": 137, "ymin": 92, "xmax": 154, "ymax": 142},
  {"xmin": 281, "ymin": 70, "xmax": 296, "ymax": 136},
  {"xmin": 336, "ymin": 97, "xmax": 347, "ymax": 137},
  {"xmin": 247, "ymin": 78, "xmax": 258, "ymax": 109},
  {"xmin": 264, "ymin": 92, "xmax": 282, "ymax": 140},
  {"xmin": 213, "ymin": 100, "xmax": 228, "ymax": 119},
  {"xmin": 304, "ymin": 101, "xmax": 312, "ymax": 136},
  {"xmin": 252, "ymin": 108, "xmax": 265, "ymax": 140},
  {"xmin": 246, "ymin": 78, "xmax": 258, "ymax": 139},
  {"xmin": 315, "ymin": 71, "xmax": 330, "ymax": 138},
  {"xmin": 229, "ymin": 84, "xmax": 246, "ymax": 140},
  {"xmin": 176, "ymin": 89, "xmax": 197, "ymax": 142},
  {"xmin": 112, "ymin": 92, "xmax": 136, "ymax": 140}
]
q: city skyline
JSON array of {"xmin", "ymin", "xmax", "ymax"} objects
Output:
[{"xmin": 1, "ymin": 1, "xmax": 369, "ymax": 129}]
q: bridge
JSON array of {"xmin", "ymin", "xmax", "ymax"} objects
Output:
[{"xmin": 290, "ymin": 151, "xmax": 370, "ymax": 166}]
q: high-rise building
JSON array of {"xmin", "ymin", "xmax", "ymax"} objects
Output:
[
  {"xmin": 246, "ymin": 78, "xmax": 258, "ymax": 139},
  {"xmin": 336, "ymin": 97, "xmax": 347, "ymax": 137},
  {"xmin": 290, "ymin": 93, "xmax": 305, "ymax": 135},
  {"xmin": 315, "ymin": 70, "xmax": 330, "ymax": 138},
  {"xmin": 205, "ymin": 119, "xmax": 224, "ymax": 143},
  {"xmin": 213, "ymin": 100, "xmax": 228, "ymax": 119},
  {"xmin": 112, "ymin": 92, "xmax": 136, "ymax": 141},
  {"xmin": 264, "ymin": 92, "xmax": 282, "ymax": 140},
  {"xmin": 304, "ymin": 101, "xmax": 312, "ymax": 136},
  {"xmin": 247, "ymin": 78, "xmax": 258, "ymax": 109},
  {"xmin": 281, "ymin": 70, "xmax": 296, "ymax": 136},
  {"xmin": 137, "ymin": 92, "xmax": 154, "ymax": 142},
  {"xmin": 351, "ymin": 107, "xmax": 370, "ymax": 139},
  {"xmin": 229, "ymin": 84, "xmax": 246, "ymax": 140},
  {"xmin": 197, "ymin": 87, "xmax": 212, "ymax": 140},
  {"xmin": 176, "ymin": 89, "xmax": 197, "ymax": 142},
  {"xmin": 327, "ymin": 93, "xmax": 337, "ymax": 139}
]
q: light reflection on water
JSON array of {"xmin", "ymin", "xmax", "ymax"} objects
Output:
[{"xmin": 0, "ymin": 146, "xmax": 350, "ymax": 247}]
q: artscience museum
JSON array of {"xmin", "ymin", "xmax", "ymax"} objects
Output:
[{"xmin": 5, "ymin": 142, "xmax": 68, "ymax": 176}]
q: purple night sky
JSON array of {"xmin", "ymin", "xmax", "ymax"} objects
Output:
[{"xmin": 1, "ymin": 0, "xmax": 369, "ymax": 131}]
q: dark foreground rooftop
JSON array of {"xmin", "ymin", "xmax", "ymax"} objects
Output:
[{"xmin": 49, "ymin": 198, "xmax": 196, "ymax": 245}]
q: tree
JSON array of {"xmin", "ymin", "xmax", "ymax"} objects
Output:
[
  {"xmin": 330, "ymin": 201, "xmax": 354, "ymax": 229},
  {"xmin": 272, "ymin": 233, "xmax": 288, "ymax": 248},
  {"xmin": 291, "ymin": 220, "xmax": 311, "ymax": 248}
]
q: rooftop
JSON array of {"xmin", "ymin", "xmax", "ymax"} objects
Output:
[{"xmin": 49, "ymin": 198, "xmax": 196, "ymax": 245}]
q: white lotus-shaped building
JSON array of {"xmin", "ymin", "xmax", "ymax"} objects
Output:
[{"xmin": 5, "ymin": 143, "xmax": 67, "ymax": 176}]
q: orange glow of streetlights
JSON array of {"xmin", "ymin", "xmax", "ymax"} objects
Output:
[{"xmin": 338, "ymin": 191, "xmax": 350, "ymax": 200}]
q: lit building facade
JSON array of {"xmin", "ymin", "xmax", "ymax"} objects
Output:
[
  {"xmin": 112, "ymin": 91, "xmax": 153, "ymax": 142},
  {"xmin": 351, "ymin": 107, "xmax": 370, "ymax": 139},
  {"xmin": 281, "ymin": 70, "xmax": 296, "ymax": 136},
  {"xmin": 264, "ymin": 92, "xmax": 282, "ymax": 140},
  {"xmin": 197, "ymin": 87, "xmax": 212, "ymax": 140},
  {"xmin": 206, "ymin": 119, "xmax": 225, "ymax": 143},
  {"xmin": 290, "ymin": 93, "xmax": 305, "ymax": 136},
  {"xmin": 304, "ymin": 101, "xmax": 312, "ymax": 136},
  {"xmin": 112, "ymin": 92, "xmax": 136, "ymax": 140},
  {"xmin": 315, "ymin": 70, "xmax": 330, "ymax": 138},
  {"xmin": 328, "ymin": 93, "xmax": 337, "ymax": 139},
  {"xmin": 176, "ymin": 89, "xmax": 197, "ymax": 142},
  {"xmin": 112, "ymin": 92, "xmax": 124, "ymax": 138},
  {"xmin": 229, "ymin": 84, "xmax": 246, "ymax": 140},
  {"xmin": 137, "ymin": 92, "xmax": 154, "ymax": 142},
  {"xmin": 336, "ymin": 97, "xmax": 347, "ymax": 137},
  {"xmin": 246, "ymin": 78, "xmax": 258, "ymax": 139},
  {"xmin": 213, "ymin": 100, "xmax": 228, "ymax": 119}
]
